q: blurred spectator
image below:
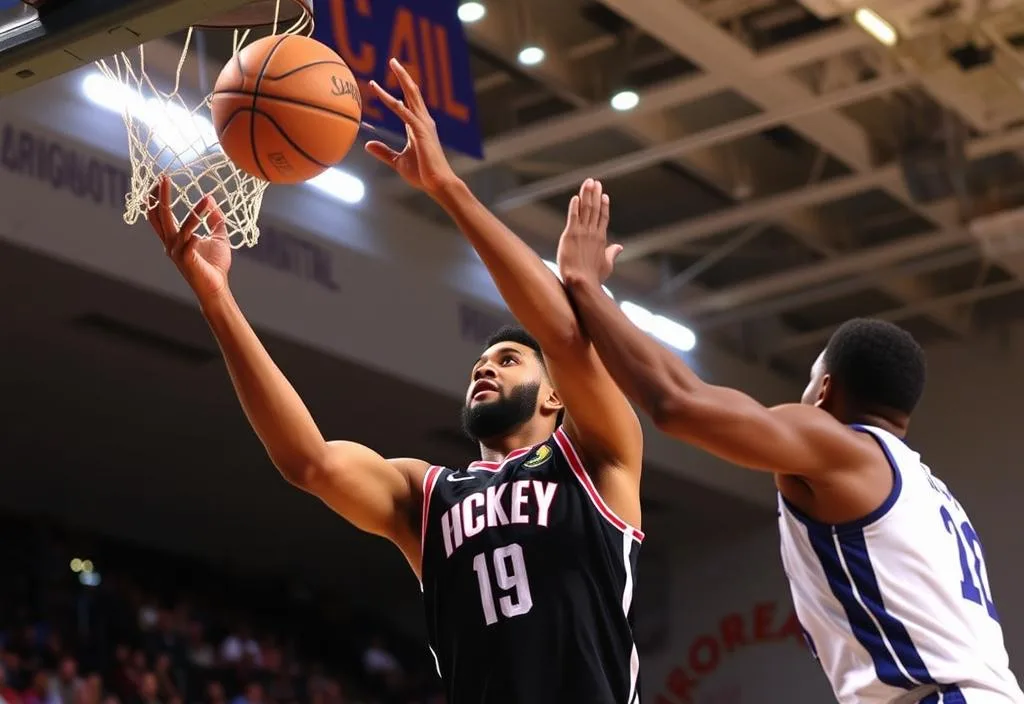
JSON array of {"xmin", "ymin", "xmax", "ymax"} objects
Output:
[
  {"xmin": 132, "ymin": 672, "xmax": 159, "ymax": 704},
  {"xmin": 0, "ymin": 661, "xmax": 23, "ymax": 704},
  {"xmin": 219, "ymin": 630, "xmax": 260, "ymax": 669},
  {"xmin": 0, "ymin": 511, "xmax": 441, "ymax": 704},
  {"xmin": 76, "ymin": 674, "xmax": 102, "ymax": 704},
  {"xmin": 50, "ymin": 656, "xmax": 82, "ymax": 704},
  {"xmin": 202, "ymin": 682, "xmax": 226, "ymax": 704},
  {"xmin": 22, "ymin": 671, "xmax": 58, "ymax": 704}
]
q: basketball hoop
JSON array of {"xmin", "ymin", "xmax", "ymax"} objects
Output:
[{"xmin": 95, "ymin": 0, "xmax": 313, "ymax": 248}]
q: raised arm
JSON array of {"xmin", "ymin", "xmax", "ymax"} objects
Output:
[
  {"xmin": 558, "ymin": 190, "xmax": 869, "ymax": 477},
  {"xmin": 147, "ymin": 178, "xmax": 428, "ymax": 569},
  {"xmin": 366, "ymin": 60, "xmax": 642, "ymax": 480}
]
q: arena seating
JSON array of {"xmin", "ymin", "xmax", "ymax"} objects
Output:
[{"xmin": 0, "ymin": 513, "xmax": 443, "ymax": 704}]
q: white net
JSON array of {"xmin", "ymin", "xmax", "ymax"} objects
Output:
[{"xmin": 95, "ymin": 2, "xmax": 314, "ymax": 248}]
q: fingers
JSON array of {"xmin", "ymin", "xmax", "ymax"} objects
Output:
[
  {"xmin": 168, "ymin": 195, "xmax": 211, "ymax": 260},
  {"xmin": 388, "ymin": 58, "xmax": 428, "ymax": 115},
  {"xmin": 158, "ymin": 177, "xmax": 177, "ymax": 239},
  {"xmin": 577, "ymin": 178, "xmax": 604, "ymax": 230},
  {"xmin": 577, "ymin": 180, "xmax": 591, "ymax": 229},
  {"xmin": 598, "ymin": 193, "xmax": 610, "ymax": 234},
  {"xmin": 566, "ymin": 195, "xmax": 580, "ymax": 227},
  {"xmin": 147, "ymin": 176, "xmax": 179, "ymax": 251},
  {"xmin": 146, "ymin": 183, "xmax": 165, "ymax": 242},
  {"xmin": 204, "ymin": 196, "xmax": 228, "ymax": 238},
  {"xmin": 365, "ymin": 140, "xmax": 400, "ymax": 166},
  {"xmin": 605, "ymin": 244, "xmax": 623, "ymax": 272},
  {"xmin": 368, "ymin": 79, "xmax": 416, "ymax": 124},
  {"xmin": 589, "ymin": 179, "xmax": 603, "ymax": 230}
]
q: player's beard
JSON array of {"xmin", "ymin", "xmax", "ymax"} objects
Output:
[{"xmin": 461, "ymin": 382, "xmax": 540, "ymax": 443}]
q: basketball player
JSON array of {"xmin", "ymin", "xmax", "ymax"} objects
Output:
[
  {"xmin": 143, "ymin": 66, "xmax": 644, "ymax": 704},
  {"xmin": 556, "ymin": 184, "xmax": 1023, "ymax": 704}
]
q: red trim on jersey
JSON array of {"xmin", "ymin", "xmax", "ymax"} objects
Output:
[
  {"xmin": 553, "ymin": 426, "xmax": 645, "ymax": 543},
  {"xmin": 467, "ymin": 446, "xmax": 533, "ymax": 471},
  {"xmin": 420, "ymin": 465, "xmax": 443, "ymax": 561}
]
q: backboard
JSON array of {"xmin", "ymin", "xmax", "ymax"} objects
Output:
[{"xmin": 0, "ymin": 0, "xmax": 308, "ymax": 96}]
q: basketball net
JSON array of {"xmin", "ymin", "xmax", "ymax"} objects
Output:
[{"xmin": 95, "ymin": 1, "xmax": 313, "ymax": 248}]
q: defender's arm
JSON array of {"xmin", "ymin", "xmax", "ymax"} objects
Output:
[{"xmin": 563, "ymin": 276, "xmax": 869, "ymax": 476}]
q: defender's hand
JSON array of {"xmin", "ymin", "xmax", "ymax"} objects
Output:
[
  {"xmin": 365, "ymin": 58, "xmax": 458, "ymax": 194},
  {"xmin": 558, "ymin": 178, "xmax": 621, "ymax": 286},
  {"xmin": 147, "ymin": 176, "xmax": 232, "ymax": 302}
]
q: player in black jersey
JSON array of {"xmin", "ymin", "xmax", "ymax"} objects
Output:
[{"xmin": 145, "ymin": 59, "xmax": 645, "ymax": 704}]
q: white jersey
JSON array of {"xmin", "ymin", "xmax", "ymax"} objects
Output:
[{"xmin": 778, "ymin": 424, "xmax": 1024, "ymax": 704}]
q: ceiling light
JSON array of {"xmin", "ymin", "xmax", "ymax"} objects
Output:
[
  {"xmin": 853, "ymin": 8, "xmax": 897, "ymax": 47},
  {"xmin": 81, "ymin": 72, "xmax": 218, "ymax": 162},
  {"xmin": 620, "ymin": 301, "xmax": 696, "ymax": 352},
  {"xmin": 457, "ymin": 2, "xmax": 485, "ymax": 22},
  {"xmin": 610, "ymin": 90, "xmax": 639, "ymax": 112},
  {"xmin": 517, "ymin": 46, "xmax": 545, "ymax": 66},
  {"xmin": 308, "ymin": 168, "xmax": 366, "ymax": 204}
]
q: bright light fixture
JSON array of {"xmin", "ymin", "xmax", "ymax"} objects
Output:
[
  {"xmin": 518, "ymin": 46, "xmax": 545, "ymax": 66},
  {"xmin": 81, "ymin": 72, "xmax": 218, "ymax": 162},
  {"xmin": 610, "ymin": 90, "xmax": 639, "ymax": 112},
  {"xmin": 853, "ymin": 8, "xmax": 897, "ymax": 46},
  {"xmin": 457, "ymin": 2, "xmax": 486, "ymax": 22},
  {"xmin": 308, "ymin": 168, "xmax": 366, "ymax": 204},
  {"xmin": 541, "ymin": 260, "xmax": 694, "ymax": 350},
  {"xmin": 620, "ymin": 301, "xmax": 696, "ymax": 352}
]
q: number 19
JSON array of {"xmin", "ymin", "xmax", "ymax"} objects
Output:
[{"xmin": 472, "ymin": 543, "xmax": 534, "ymax": 626}]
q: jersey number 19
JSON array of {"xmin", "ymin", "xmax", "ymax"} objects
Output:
[{"xmin": 472, "ymin": 543, "xmax": 534, "ymax": 626}]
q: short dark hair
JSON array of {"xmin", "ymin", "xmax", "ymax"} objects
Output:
[
  {"xmin": 823, "ymin": 318, "xmax": 926, "ymax": 415},
  {"xmin": 485, "ymin": 325, "xmax": 545, "ymax": 366}
]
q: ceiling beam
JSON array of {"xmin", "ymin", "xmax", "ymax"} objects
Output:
[
  {"xmin": 597, "ymin": 0, "xmax": 872, "ymax": 169},
  {"xmin": 695, "ymin": 245, "xmax": 979, "ymax": 329},
  {"xmin": 620, "ymin": 124, "xmax": 1024, "ymax": 261},
  {"xmin": 459, "ymin": 0, "xmax": 759, "ymax": 195},
  {"xmin": 683, "ymin": 230, "xmax": 968, "ymax": 316},
  {"xmin": 595, "ymin": 0, "xmax": 974, "ymax": 335},
  {"xmin": 446, "ymin": 25, "xmax": 871, "ymax": 176},
  {"xmin": 493, "ymin": 72, "xmax": 915, "ymax": 211},
  {"xmin": 766, "ymin": 278, "xmax": 1024, "ymax": 354}
]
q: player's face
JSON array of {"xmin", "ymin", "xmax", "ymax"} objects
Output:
[
  {"xmin": 465, "ymin": 342, "xmax": 546, "ymax": 407},
  {"xmin": 801, "ymin": 351, "xmax": 828, "ymax": 406},
  {"xmin": 461, "ymin": 342, "xmax": 551, "ymax": 441}
]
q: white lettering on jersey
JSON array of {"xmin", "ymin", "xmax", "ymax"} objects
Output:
[{"xmin": 440, "ymin": 480, "xmax": 558, "ymax": 558}]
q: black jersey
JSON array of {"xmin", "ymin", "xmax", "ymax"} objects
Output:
[{"xmin": 420, "ymin": 426, "xmax": 643, "ymax": 704}]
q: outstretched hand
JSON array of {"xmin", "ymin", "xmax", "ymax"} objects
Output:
[
  {"xmin": 365, "ymin": 58, "xmax": 458, "ymax": 194},
  {"xmin": 557, "ymin": 178, "xmax": 621, "ymax": 286},
  {"xmin": 147, "ymin": 176, "xmax": 232, "ymax": 301}
]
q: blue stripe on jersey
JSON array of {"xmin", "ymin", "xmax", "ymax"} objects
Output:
[
  {"xmin": 805, "ymin": 523, "xmax": 917, "ymax": 689},
  {"xmin": 922, "ymin": 694, "xmax": 940, "ymax": 704},
  {"xmin": 839, "ymin": 529, "xmax": 935, "ymax": 686},
  {"xmin": 942, "ymin": 686, "xmax": 967, "ymax": 703}
]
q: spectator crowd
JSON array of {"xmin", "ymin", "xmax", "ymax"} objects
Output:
[{"xmin": 0, "ymin": 513, "xmax": 442, "ymax": 704}]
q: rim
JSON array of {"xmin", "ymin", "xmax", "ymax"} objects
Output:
[{"xmin": 194, "ymin": 0, "xmax": 312, "ymax": 29}]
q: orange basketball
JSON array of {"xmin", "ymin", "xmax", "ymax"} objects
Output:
[{"xmin": 210, "ymin": 34, "xmax": 362, "ymax": 184}]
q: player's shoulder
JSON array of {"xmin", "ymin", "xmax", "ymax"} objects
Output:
[
  {"xmin": 768, "ymin": 404, "xmax": 889, "ymax": 474},
  {"xmin": 388, "ymin": 457, "xmax": 433, "ymax": 494}
]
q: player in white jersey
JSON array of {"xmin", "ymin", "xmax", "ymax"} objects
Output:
[{"xmin": 554, "ymin": 184, "xmax": 1024, "ymax": 704}]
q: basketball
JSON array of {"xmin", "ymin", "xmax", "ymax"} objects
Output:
[{"xmin": 210, "ymin": 34, "xmax": 362, "ymax": 184}]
